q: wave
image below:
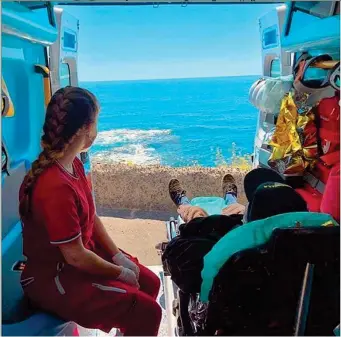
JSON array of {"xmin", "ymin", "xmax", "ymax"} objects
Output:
[
  {"xmin": 92, "ymin": 144, "xmax": 160, "ymax": 165},
  {"xmin": 95, "ymin": 128, "xmax": 172, "ymax": 146},
  {"xmin": 92, "ymin": 128, "xmax": 176, "ymax": 165}
]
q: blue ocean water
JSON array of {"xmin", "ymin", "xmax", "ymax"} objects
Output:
[{"xmin": 82, "ymin": 76, "xmax": 259, "ymax": 167}]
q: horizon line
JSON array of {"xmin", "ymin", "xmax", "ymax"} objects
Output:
[{"xmin": 80, "ymin": 74, "xmax": 261, "ymax": 84}]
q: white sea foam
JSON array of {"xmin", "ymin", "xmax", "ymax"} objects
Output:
[
  {"xmin": 93, "ymin": 128, "xmax": 174, "ymax": 165},
  {"xmin": 93, "ymin": 144, "xmax": 160, "ymax": 165},
  {"xmin": 95, "ymin": 129, "xmax": 172, "ymax": 146}
]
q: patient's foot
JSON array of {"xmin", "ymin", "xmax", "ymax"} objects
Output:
[
  {"xmin": 169, "ymin": 179, "xmax": 190, "ymax": 207},
  {"xmin": 222, "ymin": 174, "xmax": 238, "ymax": 198}
]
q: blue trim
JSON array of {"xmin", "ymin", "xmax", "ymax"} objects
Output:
[{"xmin": 2, "ymin": 222, "xmax": 22, "ymax": 256}]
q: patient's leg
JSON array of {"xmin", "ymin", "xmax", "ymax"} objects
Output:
[
  {"xmin": 169, "ymin": 179, "xmax": 190, "ymax": 206},
  {"xmin": 222, "ymin": 174, "xmax": 238, "ymax": 204},
  {"xmin": 222, "ymin": 203, "xmax": 245, "ymax": 216},
  {"xmin": 221, "ymin": 174, "xmax": 245, "ymax": 215},
  {"xmin": 177, "ymin": 204, "xmax": 208, "ymax": 223}
]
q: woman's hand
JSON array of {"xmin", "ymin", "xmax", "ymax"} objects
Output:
[
  {"xmin": 117, "ymin": 266, "xmax": 140, "ymax": 288},
  {"xmin": 222, "ymin": 203, "xmax": 245, "ymax": 216},
  {"xmin": 178, "ymin": 205, "xmax": 208, "ymax": 223},
  {"xmin": 112, "ymin": 252, "xmax": 140, "ymax": 279},
  {"xmin": 59, "ymin": 238, "xmax": 125, "ymax": 279}
]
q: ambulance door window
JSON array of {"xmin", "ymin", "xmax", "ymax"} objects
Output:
[
  {"xmin": 60, "ymin": 63, "xmax": 71, "ymax": 87},
  {"xmin": 270, "ymin": 58, "xmax": 281, "ymax": 78}
]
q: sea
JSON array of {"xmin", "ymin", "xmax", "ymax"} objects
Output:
[{"xmin": 82, "ymin": 75, "xmax": 260, "ymax": 167}]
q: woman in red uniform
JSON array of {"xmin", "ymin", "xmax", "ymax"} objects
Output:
[{"xmin": 19, "ymin": 87, "xmax": 162, "ymax": 335}]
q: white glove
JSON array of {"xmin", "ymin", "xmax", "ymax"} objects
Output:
[
  {"xmin": 117, "ymin": 267, "xmax": 139, "ymax": 288},
  {"xmin": 112, "ymin": 252, "xmax": 140, "ymax": 278}
]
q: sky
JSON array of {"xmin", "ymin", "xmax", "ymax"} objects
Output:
[{"xmin": 61, "ymin": 4, "xmax": 278, "ymax": 81}]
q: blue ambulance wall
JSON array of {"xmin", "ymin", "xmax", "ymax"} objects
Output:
[{"xmin": 2, "ymin": 1, "xmax": 57, "ymax": 324}]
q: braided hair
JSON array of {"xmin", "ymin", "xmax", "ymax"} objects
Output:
[{"xmin": 19, "ymin": 86, "xmax": 99, "ymax": 220}]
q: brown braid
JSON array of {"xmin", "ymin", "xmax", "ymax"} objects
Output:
[{"xmin": 19, "ymin": 86, "xmax": 99, "ymax": 220}]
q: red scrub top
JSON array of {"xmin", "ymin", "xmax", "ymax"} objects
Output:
[{"xmin": 21, "ymin": 158, "xmax": 96, "ymax": 264}]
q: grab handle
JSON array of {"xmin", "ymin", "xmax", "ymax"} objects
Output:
[{"xmin": 35, "ymin": 65, "xmax": 51, "ymax": 108}]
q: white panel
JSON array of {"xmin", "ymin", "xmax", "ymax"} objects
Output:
[
  {"xmin": 49, "ymin": 8, "xmax": 79, "ymax": 94},
  {"xmin": 253, "ymin": 4, "xmax": 290, "ymax": 168},
  {"xmin": 259, "ymin": 5, "xmax": 292, "ymax": 77}
]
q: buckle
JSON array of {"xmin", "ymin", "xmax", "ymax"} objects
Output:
[
  {"xmin": 304, "ymin": 172, "xmax": 325, "ymax": 194},
  {"xmin": 156, "ymin": 241, "xmax": 168, "ymax": 256}
]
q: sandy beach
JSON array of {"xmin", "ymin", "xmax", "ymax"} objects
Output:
[{"xmin": 93, "ymin": 163, "xmax": 248, "ymax": 265}]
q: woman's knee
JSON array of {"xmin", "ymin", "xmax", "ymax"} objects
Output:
[
  {"xmin": 137, "ymin": 292, "xmax": 161, "ymax": 320},
  {"xmin": 149, "ymin": 270, "xmax": 161, "ymax": 293},
  {"xmin": 125, "ymin": 293, "xmax": 162, "ymax": 336},
  {"xmin": 139, "ymin": 265, "xmax": 161, "ymax": 299},
  {"xmin": 148, "ymin": 297, "xmax": 162, "ymax": 323}
]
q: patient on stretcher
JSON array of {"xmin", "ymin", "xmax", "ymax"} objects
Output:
[
  {"xmin": 168, "ymin": 167, "xmax": 308, "ymax": 224},
  {"xmin": 161, "ymin": 167, "xmax": 312, "ymax": 316},
  {"xmin": 162, "ymin": 166, "xmax": 339, "ymax": 336}
]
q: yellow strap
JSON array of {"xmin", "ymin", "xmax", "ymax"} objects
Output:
[
  {"xmin": 321, "ymin": 220, "xmax": 335, "ymax": 227},
  {"xmin": 312, "ymin": 60, "xmax": 340, "ymax": 70},
  {"xmin": 35, "ymin": 65, "xmax": 52, "ymax": 108},
  {"xmin": 1, "ymin": 77, "xmax": 15, "ymax": 117}
]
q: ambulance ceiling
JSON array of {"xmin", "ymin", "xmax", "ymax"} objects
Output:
[{"xmin": 19, "ymin": 0, "xmax": 283, "ymax": 6}]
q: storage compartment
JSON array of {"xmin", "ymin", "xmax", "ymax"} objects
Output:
[{"xmin": 282, "ymin": 1, "xmax": 340, "ymax": 52}]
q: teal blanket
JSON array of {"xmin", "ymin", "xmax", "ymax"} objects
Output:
[
  {"xmin": 190, "ymin": 196, "xmax": 227, "ymax": 215},
  {"xmin": 200, "ymin": 212, "xmax": 337, "ymax": 302}
]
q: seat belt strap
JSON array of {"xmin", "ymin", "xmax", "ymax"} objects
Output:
[{"xmin": 303, "ymin": 172, "xmax": 325, "ymax": 194}]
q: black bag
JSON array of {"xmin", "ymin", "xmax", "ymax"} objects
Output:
[
  {"xmin": 162, "ymin": 214, "xmax": 243, "ymax": 294},
  {"xmin": 205, "ymin": 227, "xmax": 340, "ymax": 336}
]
